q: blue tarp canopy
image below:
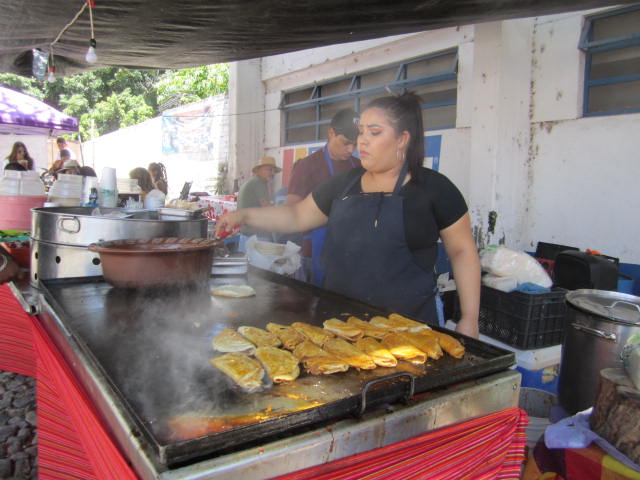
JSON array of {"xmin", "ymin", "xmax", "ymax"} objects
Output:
[{"xmin": 0, "ymin": 86, "xmax": 78, "ymax": 135}]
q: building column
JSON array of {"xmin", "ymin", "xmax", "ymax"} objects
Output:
[{"xmin": 228, "ymin": 59, "xmax": 266, "ymax": 193}]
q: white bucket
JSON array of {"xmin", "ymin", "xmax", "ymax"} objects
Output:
[{"xmin": 519, "ymin": 387, "xmax": 558, "ymax": 451}]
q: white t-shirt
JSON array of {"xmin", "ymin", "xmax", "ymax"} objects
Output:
[{"xmin": 56, "ymin": 148, "xmax": 76, "ymax": 161}]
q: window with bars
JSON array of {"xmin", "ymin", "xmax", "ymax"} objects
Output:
[
  {"xmin": 579, "ymin": 5, "xmax": 640, "ymax": 116},
  {"xmin": 281, "ymin": 49, "xmax": 458, "ymax": 145}
]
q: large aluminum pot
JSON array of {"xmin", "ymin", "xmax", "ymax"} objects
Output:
[
  {"xmin": 30, "ymin": 207, "xmax": 208, "ymax": 285},
  {"xmin": 558, "ymin": 289, "xmax": 640, "ymax": 414}
]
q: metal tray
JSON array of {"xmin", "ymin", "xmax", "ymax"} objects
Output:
[
  {"xmin": 38, "ymin": 269, "xmax": 515, "ymax": 468},
  {"xmin": 157, "ymin": 207, "xmax": 206, "ymax": 218}
]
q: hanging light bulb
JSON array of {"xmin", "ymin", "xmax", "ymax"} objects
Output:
[
  {"xmin": 85, "ymin": 38, "xmax": 97, "ymax": 63},
  {"xmin": 47, "ymin": 66, "xmax": 56, "ymax": 83}
]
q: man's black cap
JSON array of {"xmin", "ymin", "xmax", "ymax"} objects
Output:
[{"xmin": 330, "ymin": 109, "xmax": 359, "ymax": 142}]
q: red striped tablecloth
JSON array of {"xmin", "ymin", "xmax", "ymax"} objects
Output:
[{"xmin": 0, "ymin": 283, "xmax": 528, "ymax": 480}]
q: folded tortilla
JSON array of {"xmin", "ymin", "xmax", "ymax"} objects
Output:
[
  {"xmin": 398, "ymin": 331, "xmax": 443, "ymax": 360},
  {"xmin": 380, "ymin": 332, "xmax": 427, "ymax": 365},
  {"xmin": 210, "ymin": 352, "xmax": 265, "ymax": 393},
  {"xmin": 346, "ymin": 316, "xmax": 390, "ymax": 339},
  {"xmin": 212, "ymin": 328, "xmax": 256, "ymax": 354},
  {"xmin": 424, "ymin": 330, "xmax": 465, "ymax": 359},
  {"xmin": 323, "ymin": 318, "xmax": 364, "ymax": 341},
  {"xmin": 238, "ymin": 326, "xmax": 282, "ymax": 348},
  {"xmin": 292, "ymin": 340, "xmax": 349, "ymax": 375},
  {"xmin": 266, "ymin": 322, "xmax": 306, "ymax": 350},
  {"xmin": 354, "ymin": 337, "xmax": 397, "ymax": 367},
  {"xmin": 254, "ymin": 346, "xmax": 300, "ymax": 383},
  {"xmin": 292, "ymin": 322, "xmax": 335, "ymax": 347},
  {"xmin": 323, "ymin": 338, "xmax": 377, "ymax": 370},
  {"xmin": 387, "ymin": 313, "xmax": 432, "ymax": 332},
  {"xmin": 370, "ymin": 316, "xmax": 409, "ymax": 332}
]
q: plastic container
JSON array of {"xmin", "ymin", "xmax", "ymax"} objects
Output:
[
  {"xmin": 0, "ymin": 170, "xmax": 46, "ymax": 196},
  {"xmin": 0, "ymin": 195, "xmax": 47, "ymax": 230},
  {"xmin": 518, "ymin": 387, "xmax": 557, "ymax": 451},
  {"xmin": 445, "ymin": 319, "xmax": 562, "ymax": 393},
  {"xmin": 452, "ymin": 285, "xmax": 568, "ymax": 349},
  {"xmin": 49, "ymin": 174, "xmax": 82, "ymax": 205}
]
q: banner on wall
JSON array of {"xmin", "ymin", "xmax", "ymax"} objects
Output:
[{"xmin": 162, "ymin": 106, "xmax": 215, "ymax": 154}]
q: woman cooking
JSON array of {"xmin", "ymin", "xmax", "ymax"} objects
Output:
[{"xmin": 217, "ymin": 92, "xmax": 480, "ymax": 338}]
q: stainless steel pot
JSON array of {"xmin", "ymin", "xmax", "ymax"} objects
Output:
[
  {"xmin": 30, "ymin": 207, "xmax": 208, "ymax": 285},
  {"xmin": 558, "ymin": 289, "xmax": 640, "ymax": 414}
]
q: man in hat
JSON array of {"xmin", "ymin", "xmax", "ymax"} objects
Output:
[
  {"xmin": 58, "ymin": 157, "xmax": 81, "ymax": 175},
  {"xmin": 286, "ymin": 108, "xmax": 361, "ymax": 285},
  {"xmin": 236, "ymin": 156, "xmax": 282, "ymax": 251}
]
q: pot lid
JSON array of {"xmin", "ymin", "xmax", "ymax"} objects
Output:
[{"xmin": 566, "ymin": 289, "xmax": 640, "ymax": 325}]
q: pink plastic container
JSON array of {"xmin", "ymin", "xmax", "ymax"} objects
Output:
[{"xmin": 0, "ymin": 195, "xmax": 46, "ymax": 230}]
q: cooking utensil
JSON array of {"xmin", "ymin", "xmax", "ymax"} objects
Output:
[
  {"xmin": 87, "ymin": 237, "xmax": 219, "ymax": 289},
  {"xmin": 30, "ymin": 207, "xmax": 208, "ymax": 286},
  {"xmin": 38, "ymin": 268, "xmax": 515, "ymax": 467},
  {"xmin": 558, "ymin": 289, "xmax": 640, "ymax": 413},
  {"xmin": 157, "ymin": 206, "xmax": 211, "ymax": 218}
]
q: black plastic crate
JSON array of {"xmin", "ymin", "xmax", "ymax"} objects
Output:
[{"xmin": 452, "ymin": 285, "xmax": 567, "ymax": 349}]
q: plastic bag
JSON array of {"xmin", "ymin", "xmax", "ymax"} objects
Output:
[
  {"xmin": 245, "ymin": 236, "xmax": 301, "ymax": 276},
  {"xmin": 479, "ymin": 245, "xmax": 552, "ymax": 288}
]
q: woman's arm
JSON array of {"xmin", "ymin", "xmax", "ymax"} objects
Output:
[
  {"xmin": 216, "ymin": 193, "xmax": 328, "ymax": 237},
  {"xmin": 440, "ymin": 213, "xmax": 480, "ymax": 338}
]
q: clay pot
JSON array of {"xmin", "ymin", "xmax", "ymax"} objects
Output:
[{"xmin": 88, "ymin": 237, "xmax": 219, "ymax": 289}]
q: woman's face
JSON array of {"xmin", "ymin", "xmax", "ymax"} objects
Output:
[
  {"xmin": 357, "ymin": 107, "xmax": 408, "ymax": 174},
  {"xmin": 15, "ymin": 146, "xmax": 25, "ymax": 159}
]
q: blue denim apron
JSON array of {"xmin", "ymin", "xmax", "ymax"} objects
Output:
[
  {"xmin": 320, "ymin": 162, "xmax": 437, "ymax": 322},
  {"xmin": 306, "ymin": 145, "xmax": 354, "ymax": 286}
]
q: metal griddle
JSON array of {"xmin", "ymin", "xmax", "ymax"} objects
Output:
[{"xmin": 38, "ymin": 268, "xmax": 515, "ymax": 468}]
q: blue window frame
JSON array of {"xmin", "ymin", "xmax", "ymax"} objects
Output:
[
  {"xmin": 579, "ymin": 5, "xmax": 640, "ymax": 116},
  {"xmin": 281, "ymin": 49, "xmax": 458, "ymax": 145}
]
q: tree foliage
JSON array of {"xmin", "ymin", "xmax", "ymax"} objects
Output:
[{"xmin": 0, "ymin": 63, "xmax": 228, "ymax": 140}]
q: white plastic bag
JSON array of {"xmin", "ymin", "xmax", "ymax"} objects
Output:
[
  {"xmin": 479, "ymin": 245, "xmax": 552, "ymax": 288},
  {"xmin": 246, "ymin": 236, "xmax": 301, "ymax": 276}
]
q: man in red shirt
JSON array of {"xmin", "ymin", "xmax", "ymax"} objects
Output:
[{"xmin": 286, "ymin": 108, "xmax": 360, "ymax": 285}]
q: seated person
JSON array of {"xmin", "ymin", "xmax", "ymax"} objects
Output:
[
  {"xmin": 4, "ymin": 162, "xmax": 27, "ymax": 172},
  {"xmin": 78, "ymin": 166, "xmax": 97, "ymax": 177},
  {"xmin": 58, "ymin": 159, "xmax": 81, "ymax": 175},
  {"xmin": 129, "ymin": 167, "xmax": 155, "ymax": 194},
  {"xmin": 51, "ymin": 149, "xmax": 73, "ymax": 178}
]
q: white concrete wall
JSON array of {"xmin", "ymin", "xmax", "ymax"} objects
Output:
[
  {"xmin": 82, "ymin": 94, "xmax": 228, "ymax": 199},
  {"xmin": 228, "ymin": 60, "xmax": 265, "ymax": 193},
  {"xmin": 247, "ymin": 8, "xmax": 640, "ymax": 264}
]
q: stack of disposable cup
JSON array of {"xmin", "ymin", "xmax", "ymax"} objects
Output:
[{"xmin": 100, "ymin": 167, "xmax": 118, "ymax": 208}]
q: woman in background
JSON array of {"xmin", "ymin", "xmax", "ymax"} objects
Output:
[
  {"xmin": 148, "ymin": 162, "xmax": 168, "ymax": 195},
  {"xmin": 129, "ymin": 167, "xmax": 155, "ymax": 194},
  {"xmin": 4, "ymin": 142, "xmax": 34, "ymax": 170}
]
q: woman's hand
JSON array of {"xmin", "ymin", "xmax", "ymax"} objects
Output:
[
  {"xmin": 215, "ymin": 210, "xmax": 246, "ymax": 238},
  {"xmin": 455, "ymin": 317, "xmax": 479, "ymax": 339}
]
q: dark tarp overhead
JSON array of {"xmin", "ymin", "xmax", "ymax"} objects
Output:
[{"xmin": 0, "ymin": 0, "xmax": 634, "ymax": 77}]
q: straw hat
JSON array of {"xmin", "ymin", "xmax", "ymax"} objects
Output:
[
  {"xmin": 252, "ymin": 156, "xmax": 281, "ymax": 174},
  {"xmin": 59, "ymin": 160, "xmax": 80, "ymax": 172}
]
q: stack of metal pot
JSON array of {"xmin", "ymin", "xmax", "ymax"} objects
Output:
[
  {"xmin": 558, "ymin": 289, "xmax": 640, "ymax": 413},
  {"xmin": 30, "ymin": 206, "xmax": 207, "ymax": 286}
]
